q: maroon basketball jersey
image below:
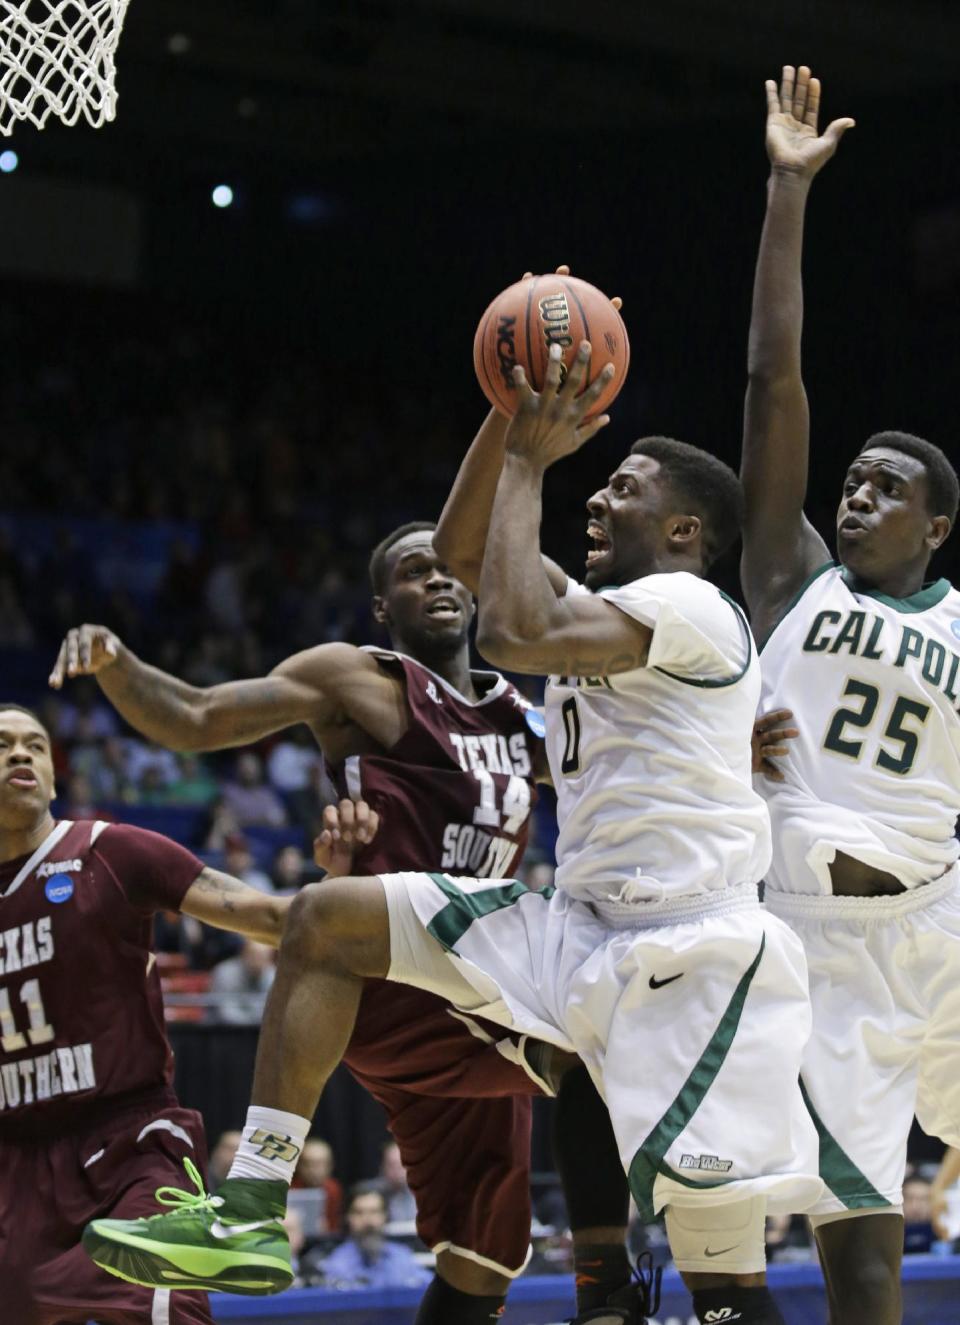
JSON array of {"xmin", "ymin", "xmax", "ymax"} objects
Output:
[
  {"xmin": 332, "ymin": 651, "xmax": 540, "ymax": 879},
  {"xmin": 0, "ymin": 819, "xmax": 203, "ymax": 1136}
]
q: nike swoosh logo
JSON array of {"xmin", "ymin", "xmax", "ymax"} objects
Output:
[
  {"xmin": 649, "ymin": 972, "xmax": 683, "ymax": 989},
  {"xmin": 210, "ymin": 1217, "xmax": 278, "ymax": 1239},
  {"xmin": 704, "ymin": 1244, "xmax": 738, "ymax": 1258}
]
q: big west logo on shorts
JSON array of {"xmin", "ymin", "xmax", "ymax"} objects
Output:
[
  {"xmin": 678, "ymin": 1152, "xmax": 733, "ymax": 1173},
  {"xmin": 248, "ymin": 1128, "xmax": 301, "ymax": 1164}
]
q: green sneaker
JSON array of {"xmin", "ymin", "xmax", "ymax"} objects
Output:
[{"xmin": 82, "ymin": 1159, "xmax": 293, "ymax": 1296}]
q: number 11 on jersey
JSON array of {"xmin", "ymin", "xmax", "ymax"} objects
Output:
[{"xmin": 0, "ymin": 978, "xmax": 55, "ymax": 1052}]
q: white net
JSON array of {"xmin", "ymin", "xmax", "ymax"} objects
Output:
[{"xmin": 0, "ymin": 0, "xmax": 132, "ymax": 135}]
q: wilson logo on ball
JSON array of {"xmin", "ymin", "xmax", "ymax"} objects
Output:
[
  {"xmin": 473, "ymin": 273, "xmax": 630, "ymax": 419},
  {"xmin": 538, "ymin": 292, "xmax": 573, "ymax": 349},
  {"xmin": 496, "ymin": 315, "xmax": 519, "ymax": 391}
]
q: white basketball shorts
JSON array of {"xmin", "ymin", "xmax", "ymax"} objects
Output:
[
  {"xmin": 380, "ymin": 872, "xmax": 823, "ymax": 1223},
  {"xmin": 766, "ymin": 866, "xmax": 960, "ymax": 1216}
]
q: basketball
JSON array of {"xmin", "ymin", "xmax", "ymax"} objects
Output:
[{"xmin": 473, "ymin": 274, "xmax": 630, "ymax": 418}]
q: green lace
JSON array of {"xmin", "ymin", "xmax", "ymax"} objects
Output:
[{"xmin": 154, "ymin": 1157, "xmax": 223, "ymax": 1215}]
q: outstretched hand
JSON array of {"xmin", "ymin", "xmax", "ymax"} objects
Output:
[
  {"xmin": 313, "ymin": 798, "xmax": 379, "ymax": 877},
  {"xmin": 523, "ymin": 264, "xmax": 623, "ymax": 313},
  {"xmin": 49, "ymin": 623, "xmax": 121, "ymax": 689},
  {"xmin": 765, "ymin": 65, "xmax": 855, "ymax": 178},
  {"xmin": 504, "ymin": 340, "xmax": 614, "ymax": 472}
]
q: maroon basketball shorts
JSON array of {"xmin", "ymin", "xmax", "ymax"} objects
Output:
[
  {"xmin": 0, "ymin": 1092, "xmax": 213, "ymax": 1325},
  {"xmin": 347, "ymin": 980, "xmax": 543, "ymax": 1277}
]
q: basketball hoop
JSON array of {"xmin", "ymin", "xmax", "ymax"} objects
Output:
[{"xmin": 0, "ymin": 0, "xmax": 132, "ymax": 136}]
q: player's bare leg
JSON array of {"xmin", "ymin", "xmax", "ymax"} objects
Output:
[
  {"xmin": 249, "ymin": 876, "xmax": 390, "ymax": 1116},
  {"xmin": 814, "ymin": 1213, "xmax": 903, "ymax": 1325},
  {"xmin": 84, "ymin": 875, "xmax": 391, "ymax": 1295}
]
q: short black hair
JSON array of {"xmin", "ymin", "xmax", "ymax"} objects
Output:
[
  {"xmin": 859, "ymin": 431, "xmax": 959, "ymax": 526},
  {"xmin": 630, "ymin": 436, "xmax": 745, "ymax": 568},
  {"xmin": 0, "ymin": 703, "xmax": 50, "ymax": 740},
  {"xmin": 368, "ymin": 521, "xmax": 437, "ymax": 595},
  {"xmin": 345, "ymin": 1181, "xmax": 387, "ymax": 1214}
]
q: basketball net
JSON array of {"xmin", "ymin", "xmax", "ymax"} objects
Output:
[{"xmin": 0, "ymin": 0, "xmax": 132, "ymax": 135}]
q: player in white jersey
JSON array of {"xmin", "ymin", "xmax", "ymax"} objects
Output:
[
  {"xmin": 84, "ymin": 354, "xmax": 822, "ymax": 1325},
  {"xmin": 740, "ymin": 64, "xmax": 960, "ymax": 1325}
]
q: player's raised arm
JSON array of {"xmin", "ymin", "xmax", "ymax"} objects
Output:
[
  {"xmin": 476, "ymin": 342, "xmax": 650, "ymax": 677},
  {"xmin": 48, "ymin": 625, "xmax": 383, "ymax": 752},
  {"xmin": 434, "ymin": 267, "xmax": 618, "ymax": 598},
  {"xmin": 433, "ymin": 405, "xmax": 516, "ymax": 593},
  {"xmin": 741, "ymin": 66, "xmax": 855, "ymax": 638}
]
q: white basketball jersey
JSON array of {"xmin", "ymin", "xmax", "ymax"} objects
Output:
[
  {"xmin": 547, "ymin": 572, "xmax": 771, "ymax": 917},
  {"xmin": 760, "ymin": 563, "xmax": 960, "ymax": 895}
]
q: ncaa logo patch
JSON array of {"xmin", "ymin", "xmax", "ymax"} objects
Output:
[
  {"xmin": 524, "ymin": 708, "xmax": 546, "ymax": 738},
  {"xmin": 951, "ymin": 620, "xmax": 960, "ymax": 641},
  {"xmin": 44, "ymin": 874, "xmax": 74, "ymax": 904}
]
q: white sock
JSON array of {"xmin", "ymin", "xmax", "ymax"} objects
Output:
[{"xmin": 228, "ymin": 1106, "xmax": 311, "ymax": 1185}]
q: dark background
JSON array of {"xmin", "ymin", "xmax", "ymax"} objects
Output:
[
  {"xmin": 1, "ymin": 0, "xmax": 957, "ymax": 1187},
  {"xmin": 2, "ymin": 0, "xmax": 958, "ymax": 580}
]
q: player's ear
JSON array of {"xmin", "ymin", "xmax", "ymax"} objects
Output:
[
  {"xmin": 668, "ymin": 514, "xmax": 701, "ymax": 547},
  {"xmin": 469, "ymin": 598, "xmax": 477, "ymax": 621},
  {"xmin": 927, "ymin": 514, "xmax": 951, "ymax": 551},
  {"xmin": 371, "ymin": 595, "xmax": 388, "ymax": 626}
]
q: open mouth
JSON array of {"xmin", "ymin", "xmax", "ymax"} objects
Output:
[
  {"xmin": 838, "ymin": 519, "xmax": 869, "ymax": 539},
  {"xmin": 586, "ymin": 521, "xmax": 612, "ymax": 568},
  {"xmin": 426, "ymin": 596, "xmax": 461, "ymax": 620}
]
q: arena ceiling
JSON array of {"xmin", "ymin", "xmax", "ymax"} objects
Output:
[{"xmin": 15, "ymin": 0, "xmax": 960, "ymax": 176}]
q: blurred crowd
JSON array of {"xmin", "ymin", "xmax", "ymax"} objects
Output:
[{"xmin": 0, "ymin": 291, "xmax": 478, "ymax": 676}]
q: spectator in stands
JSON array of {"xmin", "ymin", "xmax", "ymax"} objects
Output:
[
  {"xmin": 291, "ymin": 1136, "xmax": 343, "ymax": 1236},
  {"xmin": 203, "ymin": 796, "xmax": 244, "ymax": 850},
  {"xmin": 55, "ymin": 678, "xmax": 119, "ymax": 743},
  {"xmin": 903, "ymin": 1175, "xmax": 935, "ymax": 1255},
  {"xmin": 272, "ymin": 843, "xmax": 313, "ymax": 892},
  {"xmin": 208, "ymin": 1130, "xmax": 242, "ymax": 1190},
  {"xmin": 267, "ymin": 727, "xmax": 323, "ymax": 831},
  {"xmin": 183, "ymin": 634, "xmax": 234, "ymax": 688},
  {"xmin": 70, "ymin": 735, "xmax": 134, "ymax": 805},
  {"xmin": 267, "ymin": 726, "xmax": 321, "ymax": 794},
  {"xmin": 138, "ymin": 765, "xmax": 171, "ymax": 806},
  {"xmin": 153, "ymin": 906, "xmax": 242, "ymax": 973},
  {"xmin": 223, "ymin": 833, "xmax": 273, "ymax": 895},
  {"xmin": 322, "ymin": 1184, "xmax": 430, "ymax": 1291},
  {"xmin": 222, "ymin": 751, "xmax": 287, "ymax": 828},
  {"xmin": 158, "ymin": 752, "xmax": 220, "ymax": 807},
  {"xmin": 120, "ymin": 736, "xmax": 180, "ymax": 794},
  {"xmin": 207, "ymin": 938, "xmax": 275, "ymax": 1025},
  {"xmin": 282, "ymin": 1207, "xmax": 331, "ymax": 1288},
  {"xmin": 373, "ymin": 1140, "xmax": 417, "ymax": 1226},
  {"xmin": 62, "ymin": 771, "xmax": 113, "ymax": 822}
]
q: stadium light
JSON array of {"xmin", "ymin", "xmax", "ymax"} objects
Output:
[
  {"xmin": 0, "ymin": 150, "xmax": 18, "ymax": 173},
  {"xmin": 211, "ymin": 184, "xmax": 234, "ymax": 208}
]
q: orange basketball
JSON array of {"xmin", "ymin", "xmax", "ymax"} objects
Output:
[{"xmin": 473, "ymin": 274, "xmax": 629, "ymax": 419}]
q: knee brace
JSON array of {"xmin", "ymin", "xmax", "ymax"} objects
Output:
[{"xmin": 665, "ymin": 1196, "xmax": 767, "ymax": 1276}]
